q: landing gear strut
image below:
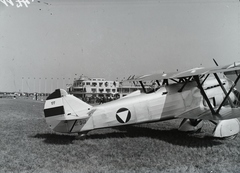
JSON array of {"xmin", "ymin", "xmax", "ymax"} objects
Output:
[{"xmin": 178, "ymin": 119, "xmax": 203, "ymax": 133}]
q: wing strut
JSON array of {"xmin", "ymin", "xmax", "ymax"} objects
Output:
[
  {"xmin": 162, "ymin": 79, "xmax": 169, "ymax": 85},
  {"xmin": 213, "ymin": 73, "xmax": 234, "ymax": 108},
  {"xmin": 156, "ymin": 80, "xmax": 161, "ymax": 86},
  {"xmin": 178, "ymin": 77, "xmax": 192, "ymax": 92},
  {"xmin": 216, "ymin": 73, "xmax": 240, "ymax": 114},
  {"xmin": 139, "ymin": 81, "xmax": 147, "ymax": 93},
  {"xmin": 201, "ymin": 74, "xmax": 210, "ymax": 86},
  {"xmin": 195, "ymin": 73, "xmax": 240, "ymax": 116},
  {"xmin": 193, "ymin": 75, "xmax": 216, "ymax": 114}
]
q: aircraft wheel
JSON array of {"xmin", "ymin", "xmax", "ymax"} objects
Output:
[
  {"xmin": 178, "ymin": 119, "xmax": 203, "ymax": 133},
  {"xmin": 222, "ymin": 134, "xmax": 238, "ymax": 140},
  {"xmin": 76, "ymin": 132, "xmax": 87, "ymax": 140},
  {"xmin": 212, "ymin": 119, "xmax": 240, "ymax": 138}
]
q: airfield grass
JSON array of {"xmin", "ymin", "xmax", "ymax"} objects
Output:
[{"xmin": 0, "ymin": 99, "xmax": 240, "ymax": 173}]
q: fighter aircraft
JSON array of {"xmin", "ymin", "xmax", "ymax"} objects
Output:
[{"xmin": 43, "ymin": 61, "xmax": 240, "ymax": 139}]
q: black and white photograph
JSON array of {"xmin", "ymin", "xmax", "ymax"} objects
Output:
[{"xmin": 1, "ymin": 0, "xmax": 240, "ymax": 172}]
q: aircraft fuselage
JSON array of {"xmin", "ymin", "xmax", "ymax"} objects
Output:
[
  {"xmin": 77, "ymin": 81, "xmax": 202, "ymax": 133},
  {"xmin": 45, "ymin": 77, "xmax": 235, "ymax": 134}
]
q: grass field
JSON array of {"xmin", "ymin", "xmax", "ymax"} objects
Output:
[{"xmin": 0, "ymin": 98, "xmax": 240, "ymax": 173}]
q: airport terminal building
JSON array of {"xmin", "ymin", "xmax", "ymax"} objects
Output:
[{"xmin": 68, "ymin": 75, "xmax": 152, "ymax": 99}]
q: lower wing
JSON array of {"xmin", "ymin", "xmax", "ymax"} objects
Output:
[{"xmin": 176, "ymin": 107, "xmax": 240, "ymax": 120}]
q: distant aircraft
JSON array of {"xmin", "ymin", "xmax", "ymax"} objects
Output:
[{"xmin": 44, "ymin": 62, "xmax": 240, "ymax": 139}]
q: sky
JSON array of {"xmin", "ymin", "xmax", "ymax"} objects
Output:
[{"xmin": 0, "ymin": 0, "xmax": 239, "ymax": 93}]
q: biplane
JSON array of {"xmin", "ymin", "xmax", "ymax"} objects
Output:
[{"xmin": 44, "ymin": 61, "xmax": 240, "ymax": 139}]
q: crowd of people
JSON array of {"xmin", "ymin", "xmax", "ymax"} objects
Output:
[{"xmin": 81, "ymin": 95, "xmax": 120, "ymax": 105}]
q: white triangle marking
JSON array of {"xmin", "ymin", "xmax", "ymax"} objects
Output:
[{"xmin": 117, "ymin": 111, "xmax": 129, "ymax": 122}]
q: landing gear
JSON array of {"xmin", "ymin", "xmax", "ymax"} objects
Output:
[
  {"xmin": 222, "ymin": 134, "xmax": 238, "ymax": 140},
  {"xmin": 178, "ymin": 119, "xmax": 203, "ymax": 133},
  {"xmin": 76, "ymin": 132, "xmax": 88, "ymax": 140},
  {"xmin": 212, "ymin": 118, "xmax": 240, "ymax": 139},
  {"xmin": 178, "ymin": 118, "xmax": 240, "ymax": 139}
]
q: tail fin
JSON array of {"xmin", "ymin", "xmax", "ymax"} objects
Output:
[{"xmin": 44, "ymin": 89, "xmax": 92, "ymax": 133}]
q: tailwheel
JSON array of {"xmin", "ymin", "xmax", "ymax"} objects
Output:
[
  {"xmin": 212, "ymin": 118, "xmax": 240, "ymax": 139},
  {"xmin": 76, "ymin": 132, "xmax": 88, "ymax": 140},
  {"xmin": 178, "ymin": 119, "xmax": 203, "ymax": 133}
]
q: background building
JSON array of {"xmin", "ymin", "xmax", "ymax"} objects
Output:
[
  {"xmin": 68, "ymin": 75, "xmax": 153, "ymax": 101},
  {"xmin": 69, "ymin": 76, "xmax": 119, "ymax": 99}
]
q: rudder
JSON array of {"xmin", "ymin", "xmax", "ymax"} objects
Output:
[{"xmin": 44, "ymin": 89, "xmax": 92, "ymax": 133}]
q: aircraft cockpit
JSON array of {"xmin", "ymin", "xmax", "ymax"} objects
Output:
[{"xmin": 147, "ymin": 82, "xmax": 161, "ymax": 93}]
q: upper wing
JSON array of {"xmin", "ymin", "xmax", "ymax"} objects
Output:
[
  {"xmin": 128, "ymin": 61, "xmax": 240, "ymax": 121},
  {"xmin": 129, "ymin": 62, "xmax": 240, "ymax": 81}
]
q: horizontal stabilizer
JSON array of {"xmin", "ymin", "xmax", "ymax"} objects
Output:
[{"xmin": 177, "ymin": 107, "xmax": 240, "ymax": 120}]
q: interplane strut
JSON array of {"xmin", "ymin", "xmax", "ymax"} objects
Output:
[
  {"xmin": 194, "ymin": 72, "xmax": 240, "ymax": 116},
  {"xmin": 216, "ymin": 73, "xmax": 240, "ymax": 114},
  {"xmin": 193, "ymin": 75, "xmax": 216, "ymax": 115}
]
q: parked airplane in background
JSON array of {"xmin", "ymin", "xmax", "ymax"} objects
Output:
[{"xmin": 44, "ymin": 61, "xmax": 240, "ymax": 139}]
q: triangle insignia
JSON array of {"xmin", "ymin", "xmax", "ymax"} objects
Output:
[{"xmin": 116, "ymin": 108, "xmax": 131, "ymax": 123}]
